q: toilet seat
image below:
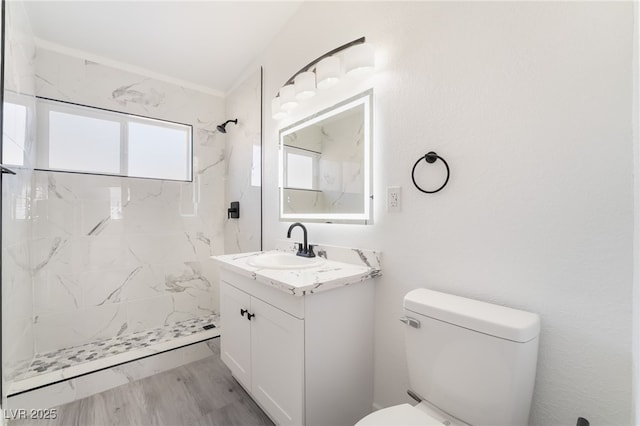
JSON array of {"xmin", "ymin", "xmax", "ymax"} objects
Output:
[{"xmin": 355, "ymin": 403, "xmax": 442, "ymax": 426}]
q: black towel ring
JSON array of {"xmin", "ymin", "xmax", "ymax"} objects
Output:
[{"xmin": 411, "ymin": 151, "xmax": 450, "ymax": 194}]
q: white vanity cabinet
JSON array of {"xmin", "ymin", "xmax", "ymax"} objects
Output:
[
  {"xmin": 220, "ymin": 283, "xmax": 252, "ymax": 388},
  {"xmin": 221, "ymin": 281, "xmax": 304, "ymax": 425},
  {"xmin": 219, "ymin": 269, "xmax": 375, "ymax": 426}
]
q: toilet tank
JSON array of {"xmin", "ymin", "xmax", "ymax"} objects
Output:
[{"xmin": 403, "ymin": 289, "xmax": 540, "ymax": 426}]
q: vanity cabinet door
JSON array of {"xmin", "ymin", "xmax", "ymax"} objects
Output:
[
  {"xmin": 220, "ymin": 282, "xmax": 252, "ymax": 390},
  {"xmin": 250, "ymin": 297, "xmax": 304, "ymax": 426}
]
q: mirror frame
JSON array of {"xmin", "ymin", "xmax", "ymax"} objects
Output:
[{"xmin": 279, "ymin": 90, "xmax": 373, "ymax": 224}]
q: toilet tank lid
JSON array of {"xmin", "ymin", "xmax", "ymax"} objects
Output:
[{"xmin": 404, "ymin": 289, "xmax": 540, "ymax": 343}]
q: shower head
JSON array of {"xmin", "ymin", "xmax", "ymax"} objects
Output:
[{"xmin": 217, "ymin": 119, "xmax": 238, "ymax": 134}]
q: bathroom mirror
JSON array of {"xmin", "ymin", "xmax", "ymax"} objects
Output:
[{"xmin": 279, "ymin": 90, "xmax": 373, "ymax": 224}]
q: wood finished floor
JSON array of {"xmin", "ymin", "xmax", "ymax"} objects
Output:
[{"xmin": 10, "ymin": 338, "xmax": 274, "ymax": 426}]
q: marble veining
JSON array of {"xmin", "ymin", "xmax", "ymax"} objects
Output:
[
  {"xmin": 15, "ymin": 314, "xmax": 219, "ymax": 384},
  {"xmin": 87, "ymin": 216, "xmax": 111, "ymax": 236},
  {"xmin": 212, "ymin": 243, "xmax": 381, "ymax": 296},
  {"xmin": 32, "ymin": 236, "xmax": 64, "ymax": 272},
  {"xmin": 112, "ymin": 81, "xmax": 165, "ymax": 108}
]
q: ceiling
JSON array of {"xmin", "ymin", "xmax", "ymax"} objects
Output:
[{"xmin": 23, "ymin": 1, "xmax": 303, "ymax": 96}]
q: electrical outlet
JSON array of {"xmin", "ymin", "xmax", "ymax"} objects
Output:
[{"xmin": 387, "ymin": 186, "xmax": 401, "ymax": 212}]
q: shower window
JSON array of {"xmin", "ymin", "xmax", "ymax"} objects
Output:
[
  {"xmin": 48, "ymin": 110, "xmax": 121, "ymax": 174},
  {"xmin": 35, "ymin": 97, "xmax": 193, "ymax": 181}
]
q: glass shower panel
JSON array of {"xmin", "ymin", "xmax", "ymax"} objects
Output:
[{"xmin": 2, "ymin": 0, "xmax": 38, "ymax": 404}]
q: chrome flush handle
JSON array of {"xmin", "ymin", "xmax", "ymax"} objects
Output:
[{"xmin": 399, "ymin": 316, "xmax": 420, "ymax": 328}]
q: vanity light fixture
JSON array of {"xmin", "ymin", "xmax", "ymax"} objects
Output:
[
  {"xmin": 344, "ymin": 42, "xmax": 375, "ymax": 76},
  {"xmin": 279, "ymin": 84, "xmax": 299, "ymax": 111},
  {"xmin": 271, "ymin": 97, "xmax": 288, "ymax": 120},
  {"xmin": 294, "ymin": 71, "xmax": 316, "ymax": 100},
  {"xmin": 271, "ymin": 36, "xmax": 374, "ymax": 120},
  {"xmin": 316, "ymin": 56, "xmax": 341, "ymax": 89}
]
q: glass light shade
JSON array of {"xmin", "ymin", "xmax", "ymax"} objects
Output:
[
  {"xmin": 279, "ymin": 84, "xmax": 298, "ymax": 111},
  {"xmin": 316, "ymin": 56, "xmax": 341, "ymax": 89},
  {"xmin": 294, "ymin": 71, "xmax": 316, "ymax": 100},
  {"xmin": 271, "ymin": 97, "xmax": 287, "ymax": 120},
  {"xmin": 344, "ymin": 43, "xmax": 375, "ymax": 76}
]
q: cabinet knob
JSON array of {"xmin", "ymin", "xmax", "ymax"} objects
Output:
[
  {"xmin": 240, "ymin": 308, "xmax": 248, "ymax": 317},
  {"xmin": 247, "ymin": 313, "xmax": 255, "ymax": 321}
]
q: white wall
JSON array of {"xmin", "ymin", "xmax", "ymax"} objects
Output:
[{"xmin": 250, "ymin": 2, "xmax": 634, "ymax": 425}]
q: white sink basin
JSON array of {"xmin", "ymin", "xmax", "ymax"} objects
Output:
[{"xmin": 248, "ymin": 252, "xmax": 326, "ymax": 270}]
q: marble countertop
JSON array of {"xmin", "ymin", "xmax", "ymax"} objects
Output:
[{"xmin": 211, "ymin": 244, "xmax": 381, "ymax": 296}]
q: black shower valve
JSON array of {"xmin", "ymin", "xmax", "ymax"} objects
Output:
[{"xmin": 228, "ymin": 201, "xmax": 240, "ymax": 219}]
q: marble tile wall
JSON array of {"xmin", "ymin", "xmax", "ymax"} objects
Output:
[
  {"xmin": 224, "ymin": 69, "xmax": 262, "ymax": 254},
  {"xmin": 31, "ymin": 48, "xmax": 227, "ymax": 353},
  {"xmin": 2, "ymin": 0, "xmax": 37, "ymax": 390}
]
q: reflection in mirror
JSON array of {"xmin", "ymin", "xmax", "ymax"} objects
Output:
[{"xmin": 279, "ymin": 90, "xmax": 372, "ymax": 224}]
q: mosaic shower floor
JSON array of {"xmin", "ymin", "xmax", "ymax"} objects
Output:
[{"xmin": 9, "ymin": 315, "xmax": 219, "ymax": 394}]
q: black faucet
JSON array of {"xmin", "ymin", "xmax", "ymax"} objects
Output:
[{"xmin": 287, "ymin": 222, "xmax": 316, "ymax": 258}]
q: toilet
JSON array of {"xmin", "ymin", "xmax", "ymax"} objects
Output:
[{"xmin": 357, "ymin": 288, "xmax": 540, "ymax": 426}]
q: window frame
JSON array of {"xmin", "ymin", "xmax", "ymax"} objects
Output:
[{"xmin": 35, "ymin": 96, "xmax": 193, "ymax": 182}]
